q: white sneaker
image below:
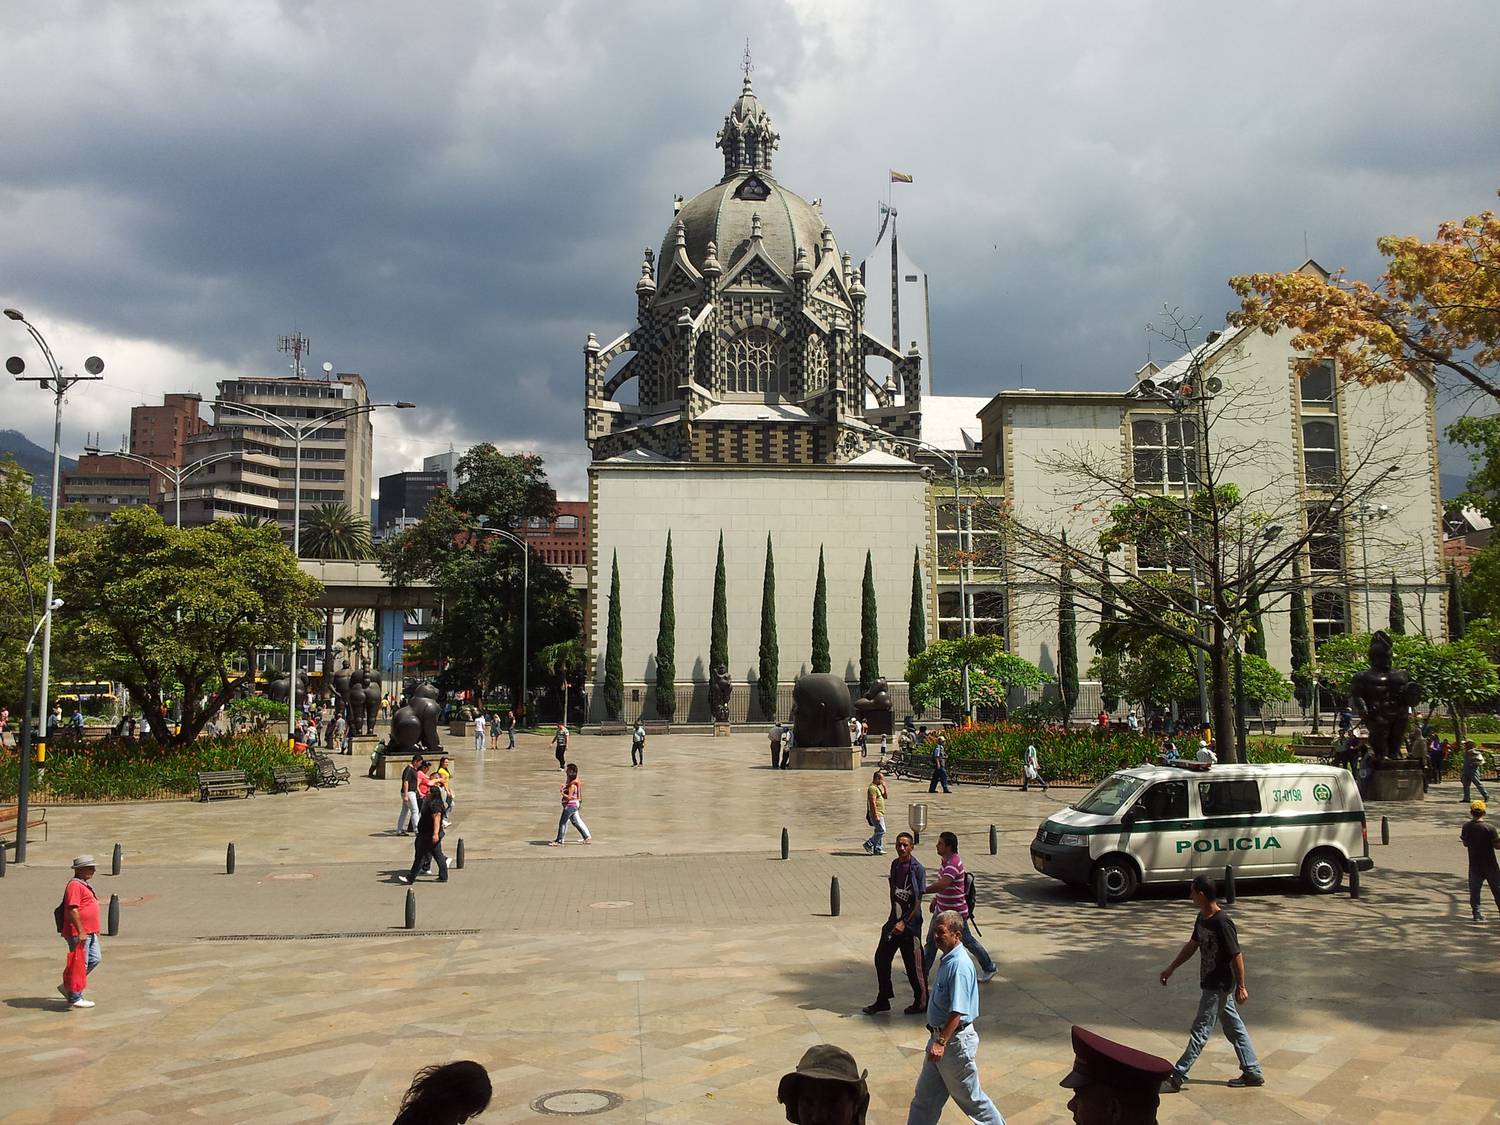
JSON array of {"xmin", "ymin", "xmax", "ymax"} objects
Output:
[
  {"xmin": 70, "ymin": 998, "xmax": 96, "ymax": 1008},
  {"xmin": 397, "ymin": 875, "xmax": 411, "ymax": 884}
]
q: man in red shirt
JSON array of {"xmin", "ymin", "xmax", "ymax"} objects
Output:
[{"xmin": 59, "ymin": 855, "xmax": 102, "ymax": 1008}]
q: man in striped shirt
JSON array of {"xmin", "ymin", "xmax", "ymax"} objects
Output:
[{"xmin": 921, "ymin": 832, "xmax": 997, "ymax": 980}]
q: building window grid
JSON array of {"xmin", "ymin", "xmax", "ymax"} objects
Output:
[
  {"xmin": 1130, "ymin": 416, "xmax": 1199, "ymax": 487},
  {"xmin": 727, "ymin": 327, "xmax": 784, "ymax": 394},
  {"xmin": 1302, "ymin": 420, "xmax": 1340, "ymax": 487}
]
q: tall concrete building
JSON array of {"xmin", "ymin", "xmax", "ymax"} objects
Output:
[
  {"xmin": 176, "ymin": 372, "xmax": 374, "ymax": 533},
  {"xmin": 129, "ymin": 392, "xmax": 207, "ymax": 469},
  {"xmin": 61, "ymin": 393, "xmax": 208, "ymax": 520},
  {"xmin": 377, "ymin": 469, "xmax": 447, "ymax": 533}
]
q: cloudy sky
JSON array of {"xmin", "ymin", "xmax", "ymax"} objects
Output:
[{"xmin": 3, "ymin": 0, "xmax": 1497, "ymax": 500}]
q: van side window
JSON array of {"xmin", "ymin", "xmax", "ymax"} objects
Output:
[
  {"xmin": 1135, "ymin": 780, "xmax": 1187, "ymax": 820},
  {"xmin": 1198, "ymin": 780, "xmax": 1262, "ymax": 817}
]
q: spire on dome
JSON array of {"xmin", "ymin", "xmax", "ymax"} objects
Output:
[{"xmin": 715, "ymin": 50, "xmax": 779, "ymax": 181}]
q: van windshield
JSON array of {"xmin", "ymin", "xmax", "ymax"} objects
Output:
[{"xmin": 1073, "ymin": 774, "xmax": 1146, "ymax": 817}]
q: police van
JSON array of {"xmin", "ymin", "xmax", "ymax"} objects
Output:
[{"xmin": 1029, "ymin": 762, "xmax": 1373, "ymax": 902}]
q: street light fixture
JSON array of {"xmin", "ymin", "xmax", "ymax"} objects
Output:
[
  {"xmin": 7, "ymin": 309, "xmax": 103, "ymax": 771},
  {"xmin": 468, "ymin": 521, "xmax": 531, "ymax": 728},
  {"xmin": 1234, "ymin": 523, "xmax": 1284, "ymax": 751},
  {"xmin": 1348, "ymin": 500, "xmax": 1392, "ymax": 629},
  {"xmin": 209, "ymin": 395, "xmax": 416, "ymax": 743},
  {"xmin": 83, "ymin": 445, "xmax": 239, "ymax": 529}
]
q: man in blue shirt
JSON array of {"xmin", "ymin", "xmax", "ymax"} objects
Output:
[{"xmin": 905, "ymin": 910, "xmax": 1005, "ymax": 1124}]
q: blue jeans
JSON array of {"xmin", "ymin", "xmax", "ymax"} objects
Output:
[
  {"xmin": 923, "ymin": 917, "xmax": 995, "ymax": 975},
  {"xmin": 63, "ymin": 933, "xmax": 101, "ymax": 1001},
  {"xmin": 865, "ymin": 816, "xmax": 886, "ymax": 853},
  {"xmin": 507, "ymin": 727, "xmax": 516, "ymax": 749},
  {"xmin": 556, "ymin": 807, "xmax": 590, "ymax": 843},
  {"xmin": 905, "ymin": 1025, "xmax": 1005, "ymax": 1124},
  {"xmin": 1464, "ymin": 771, "xmax": 1490, "ymax": 802},
  {"xmin": 1173, "ymin": 988, "xmax": 1261, "ymax": 1080},
  {"xmin": 929, "ymin": 766, "xmax": 951, "ymax": 793}
]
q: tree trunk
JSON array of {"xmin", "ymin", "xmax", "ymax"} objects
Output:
[{"xmin": 1211, "ymin": 620, "xmax": 1239, "ymax": 763}]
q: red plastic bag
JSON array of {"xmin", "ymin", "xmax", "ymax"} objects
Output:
[{"xmin": 63, "ymin": 941, "xmax": 88, "ymax": 996}]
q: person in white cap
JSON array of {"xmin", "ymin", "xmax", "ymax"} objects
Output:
[{"xmin": 59, "ymin": 855, "xmax": 101, "ymax": 1008}]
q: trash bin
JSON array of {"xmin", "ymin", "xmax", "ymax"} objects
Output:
[{"xmin": 908, "ymin": 802, "xmax": 928, "ymax": 843}]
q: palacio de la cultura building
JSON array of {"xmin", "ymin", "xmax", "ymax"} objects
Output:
[{"xmin": 581, "ymin": 73, "xmax": 1444, "ymax": 726}]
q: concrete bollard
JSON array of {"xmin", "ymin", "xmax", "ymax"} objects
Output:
[
  {"xmin": 1349, "ymin": 864, "xmax": 1361, "ymax": 900},
  {"xmin": 830, "ymin": 876, "xmax": 841, "ymax": 917},
  {"xmin": 107, "ymin": 894, "xmax": 120, "ymax": 937},
  {"xmin": 1224, "ymin": 865, "xmax": 1236, "ymax": 905},
  {"xmin": 112, "ymin": 843, "xmax": 122, "ymax": 876},
  {"xmin": 0, "ymin": 842, "xmax": 7, "ymax": 877},
  {"xmin": 226, "ymin": 842, "xmax": 236, "ymax": 875},
  {"xmin": 1093, "ymin": 869, "xmax": 1109, "ymax": 908},
  {"xmin": 781, "ymin": 827, "xmax": 789, "ymax": 861},
  {"xmin": 989, "ymin": 824, "xmax": 998, "ymax": 855},
  {"xmin": 455, "ymin": 839, "xmax": 465, "ymax": 869},
  {"xmin": 1381, "ymin": 816, "xmax": 1390, "ymax": 846},
  {"xmin": 404, "ymin": 888, "xmax": 416, "ymax": 929}
]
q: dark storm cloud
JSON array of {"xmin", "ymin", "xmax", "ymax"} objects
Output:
[{"xmin": 2, "ymin": 1, "xmax": 1497, "ymax": 495}]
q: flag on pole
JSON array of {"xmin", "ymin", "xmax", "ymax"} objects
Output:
[{"xmin": 889, "ymin": 170, "xmax": 913, "ymax": 183}]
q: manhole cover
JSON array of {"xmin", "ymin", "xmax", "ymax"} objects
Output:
[
  {"xmin": 531, "ymin": 1089, "xmax": 624, "ymax": 1115},
  {"xmin": 589, "ymin": 900, "xmax": 634, "ymax": 910},
  {"xmin": 264, "ymin": 872, "xmax": 318, "ymax": 881}
]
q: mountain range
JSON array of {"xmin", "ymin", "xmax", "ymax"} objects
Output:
[{"xmin": 0, "ymin": 429, "xmax": 77, "ymax": 500}]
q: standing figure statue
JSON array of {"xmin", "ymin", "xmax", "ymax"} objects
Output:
[
  {"xmin": 1349, "ymin": 630, "xmax": 1422, "ymax": 761},
  {"xmin": 709, "ymin": 665, "xmax": 733, "ymax": 724},
  {"xmin": 359, "ymin": 667, "xmax": 382, "ymax": 735},
  {"xmin": 347, "ymin": 672, "xmax": 367, "ymax": 733},
  {"xmin": 332, "ymin": 663, "xmax": 353, "ymax": 722}
]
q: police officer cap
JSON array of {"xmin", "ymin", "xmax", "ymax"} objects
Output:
[{"xmin": 1059, "ymin": 1025, "xmax": 1173, "ymax": 1094}]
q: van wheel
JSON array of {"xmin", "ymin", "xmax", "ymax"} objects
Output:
[
  {"xmin": 1092, "ymin": 856, "xmax": 1139, "ymax": 902},
  {"xmin": 1302, "ymin": 848, "xmax": 1344, "ymax": 894}
]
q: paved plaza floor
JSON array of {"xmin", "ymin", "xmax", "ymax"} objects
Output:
[{"xmin": 3, "ymin": 731, "xmax": 1500, "ymax": 1124}]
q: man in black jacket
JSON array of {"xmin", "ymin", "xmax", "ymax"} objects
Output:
[{"xmin": 863, "ymin": 832, "xmax": 927, "ymax": 1015}]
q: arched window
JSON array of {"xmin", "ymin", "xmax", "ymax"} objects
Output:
[
  {"xmin": 745, "ymin": 136, "xmax": 758, "ymax": 168},
  {"xmin": 727, "ymin": 327, "xmax": 784, "ymax": 394},
  {"xmin": 805, "ymin": 335, "xmax": 829, "ymax": 393}
]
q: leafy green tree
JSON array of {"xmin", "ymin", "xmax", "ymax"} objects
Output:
[
  {"xmin": 1449, "ymin": 564, "xmax": 1467, "ymax": 639},
  {"xmin": 653, "ymin": 532, "xmax": 676, "ymax": 721},
  {"xmin": 1057, "ymin": 535, "xmax": 1078, "ymax": 722},
  {"xmin": 377, "ymin": 445, "xmax": 578, "ymax": 702},
  {"xmin": 811, "ymin": 546, "xmax": 830, "ymax": 673},
  {"xmin": 757, "ymin": 534, "xmax": 778, "ymax": 720},
  {"xmin": 1240, "ymin": 653, "xmax": 1294, "ymax": 706},
  {"xmin": 907, "ymin": 547, "xmax": 926, "ymax": 668},
  {"xmin": 538, "ymin": 639, "xmax": 586, "ymax": 724},
  {"xmin": 1388, "ymin": 575, "xmax": 1406, "ymax": 635},
  {"xmin": 1289, "ymin": 560, "xmax": 1314, "ymax": 712},
  {"xmin": 909, "ymin": 636, "xmax": 1048, "ymax": 714},
  {"xmin": 602, "ymin": 551, "xmax": 624, "ymax": 721},
  {"xmin": 860, "ymin": 550, "xmax": 879, "ymax": 692},
  {"xmin": 1244, "ymin": 592, "xmax": 1267, "ymax": 659},
  {"xmin": 58, "ymin": 507, "xmax": 320, "ymax": 745},
  {"xmin": 1311, "ymin": 632, "xmax": 1500, "ymax": 741},
  {"xmin": 710, "ymin": 531, "xmax": 728, "ymax": 673},
  {"xmin": 1088, "ymin": 631, "xmax": 1196, "ymax": 714}
]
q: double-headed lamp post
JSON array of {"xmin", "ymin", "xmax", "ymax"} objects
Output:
[
  {"xmin": 82, "ymin": 445, "xmax": 238, "ymax": 528},
  {"xmin": 1234, "ymin": 524, "xmax": 1283, "ymax": 752},
  {"xmin": 6, "ymin": 308, "xmax": 103, "ymax": 766},
  {"xmin": 210, "ymin": 396, "xmax": 415, "ymax": 742},
  {"xmin": 468, "ymin": 522, "xmax": 530, "ymax": 727},
  {"xmin": 1349, "ymin": 500, "xmax": 1392, "ymax": 630},
  {"xmin": 0, "ymin": 515, "xmax": 62, "ymax": 864}
]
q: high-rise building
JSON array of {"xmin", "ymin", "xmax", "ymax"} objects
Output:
[
  {"xmin": 59, "ymin": 453, "xmax": 153, "ymax": 521},
  {"xmin": 129, "ymin": 393, "xmax": 207, "ymax": 468},
  {"xmin": 422, "ymin": 450, "xmax": 463, "ymax": 491},
  {"xmin": 377, "ymin": 469, "xmax": 448, "ymax": 531},
  {"xmin": 61, "ymin": 393, "xmax": 209, "ymax": 520}
]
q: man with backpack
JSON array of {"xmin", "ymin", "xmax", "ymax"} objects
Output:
[
  {"xmin": 920, "ymin": 832, "xmax": 997, "ymax": 981},
  {"xmin": 57, "ymin": 856, "xmax": 102, "ymax": 1008}
]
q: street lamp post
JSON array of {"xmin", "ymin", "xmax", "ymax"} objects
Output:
[
  {"xmin": 468, "ymin": 522, "xmax": 530, "ymax": 728},
  {"xmin": 211, "ymin": 396, "xmax": 415, "ymax": 742},
  {"xmin": 1234, "ymin": 524, "xmax": 1283, "ymax": 752},
  {"xmin": 82, "ymin": 445, "xmax": 239, "ymax": 528},
  {"xmin": 6, "ymin": 309, "xmax": 103, "ymax": 764},
  {"xmin": 1350, "ymin": 500, "xmax": 1391, "ymax": 630}
]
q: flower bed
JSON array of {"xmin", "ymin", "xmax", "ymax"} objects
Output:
[{"xmin": 0, "ymin": 732, "xmax": 308, "ymax": 803}]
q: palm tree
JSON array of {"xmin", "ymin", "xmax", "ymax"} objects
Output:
[
  {"xmin": 233, "ymin": 513, "xmax": 275, "ymax": 529},
  {"xmin": 538, "ymin": 640, "xmax": 585, "ymax": 724},
  {"xmin": 299, "ymin": 503, "xmax": 372, "ymax": 686}
]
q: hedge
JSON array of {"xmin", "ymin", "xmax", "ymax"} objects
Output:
[{"xmin": 0, "ymin": 732, "xmax": 308, "ymax": 802}]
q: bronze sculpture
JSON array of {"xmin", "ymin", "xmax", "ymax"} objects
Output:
[
  {"xmin": 791, "ymin": 673, "xmax": 854, "ymax": 748},
  {"xmin": 710, "ymin": 664, "xmax": 733, "ymax": 723},
  {"xmin": 387, "ymin": 680, "xmax": 443, "ymax": 755},
  {"xmin": 357, "ymin": 667, "xmax": 381, "ymax": 735},
  {"xmin": 1349, "ymin": 630, "xmax": 1422, "ymax": 761},
  {"xmin": 266, "ymin": 670, "xmax": 308, "ymax": 705},
  {"xmin": 854, "ymin": 677, "xmax": 894, "ymax": 736}
]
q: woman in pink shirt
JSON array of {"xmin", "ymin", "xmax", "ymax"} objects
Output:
[{"xmin": 549, "ymin": 764, "xmax": 592, "ymax": 846}]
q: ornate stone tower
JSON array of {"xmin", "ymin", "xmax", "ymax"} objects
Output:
[{"xmin": 585, "ymin": 74, "xmax": 925, "ymax": 467}]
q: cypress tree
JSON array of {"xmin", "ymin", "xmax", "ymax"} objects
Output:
[
  {"xmin": 1388, "ymin": 574, "xmax": 1405, "ymax": 635},
  {"xmin": 908, "ymin": 547, "xmax": 926, "ymax": 664},
  {"xmin": 860, "ymin": 550, "xmax": 880, "ymax": 692},
  {"xmin": 1245, "ymin": 592, "xmax": 1267, "ymax": 659},
  {"xmin": 811, "ymin": 546, "xmax": 830, "ymax": 673},
  {"xmin": 710, "ymin": 531, "xmax": 729, "ymax": 671},
  {"xmin": 1098, "ymin": 560, "xmax": 1119, "ymax": 713},
  {"xmin": 757, "ymin": 534, "xmax": 779, "ymax": 720},
  {"xmin": 603, "ymin": 550, "xmax": 624, "ymax": 721},
  {"xmin": 1058, "ymin": 533, "xmax": 1078, "ymax": 721},
  {"xmin": 1290, "ymin": 558, "xmax": 1313, "ymax": 712},
  {"xmin": 1448, "ymin": 564, "xmax": 1466, "ymax": 639},
  {"xmin": 653, "ymin": 532, "xmax": 676, "ymax": 721}
]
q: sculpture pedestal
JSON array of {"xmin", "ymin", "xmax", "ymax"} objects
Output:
[
  {"xmin": 1369, "ymin": 758, "xmax": 1425, "ymax": 802},
  {"xmin": 713, "ymin": 723, "xmax": 732, "ymax": 738},
  {"xmin": 856, "ymin": 709, "xmax": 893, "ymax": 737},
  {"xmin": 789, "ymin": 746, "xmax": 859, "ymax": 770},
  {"xmin": 350, "ymin": 734, "xmax": 379, "ymax": 763},
  {"xmin": 373, "ymin": 748, "xmax": 409, "ymax": 780}
]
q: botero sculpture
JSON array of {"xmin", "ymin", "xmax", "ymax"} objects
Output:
[
  {"xmin": 1350, "ymin": 630, "xmax": 1422, "ymax": 761},
  {"xmin": 710, "ymin": 664, "xmax": 733, "ymax": 724},
  {"xmin": 266, "ymin": 671, "xmax": 308, "ymax": 706},
  {"xmin": 355, "ymin": 667, "xmax": 381, "ymax": 735},
  {"xmin": 791, "ymin": 673, "xmax": 854, "ymax": 748},
  {"xmin": 853, "ymin": 676, "xmax": 894, "ymax": 736}
]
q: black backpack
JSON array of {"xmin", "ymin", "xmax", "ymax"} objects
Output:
[{"xmin": 964, "ymin": 870, "xmax": 981, "ymax": 935}]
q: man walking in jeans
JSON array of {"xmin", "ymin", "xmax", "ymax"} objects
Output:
[
  {"xmin": 1159, "ymin": 874, "xmax": 1264, "ymax": 1092},
  {"xmin": 921, "ymin": 832, "xmax": 997, "ymax": 981},
  {"xmin": 928, "ymin": 735, "xmax": 951, "ymax": 794},
  {"xmin": 904, "ymin": 910, "xmax": 1006, "ymax": 1124}
]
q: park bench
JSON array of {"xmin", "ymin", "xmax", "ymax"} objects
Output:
[
  {"xmin": 1248, "ymin": 716, "xmax": 1282, "ymax": 735},
  {"xmin": 270, "ymin": 765, "xmax": 311, "ymax": 794},
  {"xmin": 197, "ymin": 769, "xmax": 255, "ymax": 802},
  {"xmin": 643, "ymin": 722, "xmax": 671, "ymax": 735},
  {"xmin": 0, "ymin": 804, "xmax": 48, "ymax": 846},
  {"xmin": 311, "ymin": 753, "xmax": 350, "ymax": 787}
]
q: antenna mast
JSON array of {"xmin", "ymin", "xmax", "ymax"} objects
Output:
[{"xmin": 278, "ymin": 332, "xmax": 311, "ymax": 379}]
